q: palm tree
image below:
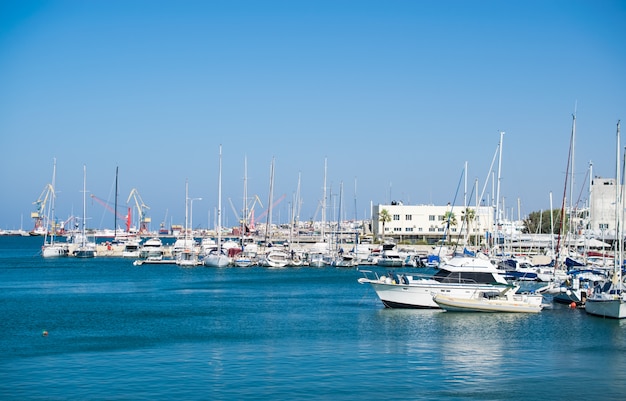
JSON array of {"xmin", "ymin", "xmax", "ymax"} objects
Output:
[
  {"xmin": 378, "ymin": 208, "xmax": 391, "ymax": 243},
  {"xmin": 442, "ymin": 211, "xmax": 457, "ymax": 244},
  {"xmin": 461, "ymin": 207, "xmax": 476, "ymax": 245}
]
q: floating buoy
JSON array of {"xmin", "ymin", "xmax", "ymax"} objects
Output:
[
  {"xmin": 569, "ymin": 302, "xmax": 577, "ymax": 309},
  {"xmin": 42, "ymin": 330, "xmax": 48, "ymax": 337}
]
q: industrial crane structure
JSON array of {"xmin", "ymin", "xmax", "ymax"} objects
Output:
[
  {"xmin": 31, "ymin": 183, "xmax": 54, "ymax": 234},
  {"xmin": 127, "ymin": 188, "xmax": 151, "ymax": 234},
  {"xmin": 90, "ymin": 194, "xmax": 131, "ymax": 232}
]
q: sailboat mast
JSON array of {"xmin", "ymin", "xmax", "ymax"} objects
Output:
[
  {"xmin": 555, "ymin": 114, "xmax": 576, "ymax": 269},
  {"xmin": 265, "ymin": 157, "xmax": 275, "ymax": 245},
  {"xmin": 114, "ymin": 166, "xmax": 118, "ymax": 238},
  {"xmin": 615, "ymin": 120, "xmax": 622, "ymax": 286},
  {"xmin": 217, "ymin": 145, "xmax": 222, "ymax": 250},
  {"xmin": 354, "ymin": 177, "xmax": 358, "ymax": 245},
  {"xmin": 82, "ymin": 164, "xmax": 87, "ymax": 245},
  {"xmin": 291, "ymin": 172, "xmax": 302, "ymax": 247},
  {"xmin": 185, "ymin": 179, "xmax": 189, "ymax": 241},
  {"xmin": 49, "ymin": 158, "xmax": 57, "ymax": 243},
  {"xmin": 338, "ymin": 181, "xmax": 344, "ymax": 252},
  {"xmin": 242, "ymin": 156, "xmax": 248, "ymax": 246},
  {"xmin": 569, "ymin": 112, "xmax": 577, "ymax": 239},
  {"xmin": 495, "ymin": 131, "xmax": 504, "ymax": 236},
  {"xmin": 322, "ymin": 157, "xmax": 327, "ymax": 241}
]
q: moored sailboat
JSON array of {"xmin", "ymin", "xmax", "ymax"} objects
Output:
[
  {"xmin": 585, "ymin": 120, "xmax": 626, "ymax": 319},
  {"xmin": 175, "ymin": 180, "xmax": 201, "ymax": 267},
  {"xmin": 204, "ymin": 145, "xmax": 231, "ymax": 268},
  {"xmin": 73, "ymin": 164, "xmax": 96, "ymax": 258},
  {"xmin": 41, "ymin": 158, "xmax": 69, "ymax": 257}
]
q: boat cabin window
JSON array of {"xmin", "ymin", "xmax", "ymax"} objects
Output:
[{"xmin": 433, "ymin": 270, "xmax": 496, "ymax": 284}]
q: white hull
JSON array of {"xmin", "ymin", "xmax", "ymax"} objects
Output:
[
  {"xmin": 433, "ymin": 291, "xmax": 544, "ymax": 313},
  {"xmin": 204, "ymin": 254, "xmax": 231, "ymax": 267},
  {"xmin": 73, "ymin": 246, "xmax": 96, "ymax": 258},
  {"xmin": 176, "ymin": 250, "xmax": 200, "ymax": 267},
  {"xmin": 234, "ymin": 258, "xmax": 255, "ymax": 267},
  {"xmin": 359, "ymin": 278, "xmax": 508, "ymax": 308},
  {"xmin": 42, "ymin": 244, "xmax": 68, "ymax": 257},
  {"xmin": 585, "ymin": 295, "xmax": 626, "ymax": 319},
  {"xmin": 261, "ymin": 251, "xmax": 290, "ymax": 268},
  {"xmin": 358, "ymin": 256, "xmax": 510, "ymax": 309},
  {"xmin": 308, "ymin": 253, "xmax": 328, "ymax": 267},
  {"xmin": 122, "ymin": 250, "xmax": 140, "ymax": 258}
]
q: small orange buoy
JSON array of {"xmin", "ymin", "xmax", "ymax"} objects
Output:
[
  {"xmin": 569, "ymin": 302, "xmax": 577, "ymax": 309},
  {"xmin": 42, "ymin": 330, "xmax": 48, "ymax": 337}
]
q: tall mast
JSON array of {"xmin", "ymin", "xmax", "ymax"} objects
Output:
[
  {"xmin": 569, "ymin": 111, "xmax": 577, "ymax": 239},
  {"xmin": 615, "ymin": 120, "xmax": 622, "ymax": 285},
  {"xmin": 265, "ymin": 157, "xmax": 275, "ymax": 245},
  {"xmin": 114, "ymin": 166, "xmax": 118, "ymax": 238},
  {"xmin": 50, "ymin": 158, "xmax": 57, "ymax": 241},
  {"xmin": 82, "ymin": 164, "xmax": 87, "ymax": 245},
  {"xmin": 322, "ymin": 157, "xmax": 327, "ymax": 241},
  {"xmin": 242, "ymin": 155, "xmax": 248, "ymax": 245},
  {"xmin": 354, "ymin": 177, "xmax": 358, "ymax": 245},
  {"xmin": 292, "ymin": 171, "xmax": 301, "ymax": 246},
  {"xmin": 185, "ymin": 178, "xmax": 189, "ymax": 241},
  {"xmin": 217, "ymin": 144, "xmax": 223, "ymax": 250},
  {"xmin": 495, "ymin": 131, "xmax": 504, "ymax": 241},
  {"xmin": 555, "ymin": 113, "xmax": 576, "ymax": 269}
]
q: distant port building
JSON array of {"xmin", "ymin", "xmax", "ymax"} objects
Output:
[
  {"xmin": 371, "ymin": 202, "xmax": 495, "ymax": 245},
  {"xmin": 588, "ymin": 176, "xmax": 620, "ymax": 238},
  {"xmin": 369, "ymin": 176, "xmax": 622, "ymax": 248}
]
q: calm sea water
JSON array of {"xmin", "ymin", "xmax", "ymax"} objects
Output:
[{"xmin": 1, "ymin": 236, "xmax": 625, "ymax": 400}]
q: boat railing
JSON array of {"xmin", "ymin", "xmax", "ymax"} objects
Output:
[{"xmin": 358, "ymin": 269, "xmax": 434, "ymax": 283}]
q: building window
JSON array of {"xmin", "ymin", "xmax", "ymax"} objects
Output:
[
  {"xmin": 429, "ymin": 227, "xmax": 436, "ymax": 232},
  {"xmin": 599, "ymin": 223, "xmax": 609, "ymax": 230},
  {"xmin": 405, "ymin": 215, "xmax": 412, "ymax": 221},
  {"xmin": 429, "ymin": 215, "xmax": 436, "ymax": 221},
  {"xmin": 406, "ymin": 227, "xmax": 413, "ymax": 232},
  {"xmin": 438, "ymin": 215, "xmax": 444, "ymax": 221},
  {"xmin": 393, "ymin": 214, "xmax": 400, "ymax": 221},
  {"xmin": 394, "ymin": 227, "xmax": 401, "ymax": 232}
]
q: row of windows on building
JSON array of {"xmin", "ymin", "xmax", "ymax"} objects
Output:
[
  {"xmin": 391, "ymin": 227, "xmax": 456, "ymax": 233},
  {"xmin": 392, "ymin": 215, "xmax": 484, "ymax": 221}
]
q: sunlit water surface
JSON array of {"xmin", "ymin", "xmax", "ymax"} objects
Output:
[{"xmin": 2, "ymin": 236, "xmax": 625, "ymax": 400}]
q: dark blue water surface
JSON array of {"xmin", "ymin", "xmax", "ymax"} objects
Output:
[{"xmin": 1, "ymin": 236, "xmax": 625, "ymax": 400}]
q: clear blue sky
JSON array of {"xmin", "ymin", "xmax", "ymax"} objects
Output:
[{"xmin": 1, "ymin": 0, "xmax": 625, "ymax": 231}]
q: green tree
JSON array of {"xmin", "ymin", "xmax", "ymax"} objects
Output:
[
  {"xmin": 378, "ymin": 208, "xmax": 391, "ymax": 242},
  {"xmin": 522, "ymin": 209, "xmax": 568, "ymax": 234},
  {"xmin": 442, "ymin": 211, "xmax": 457, "ymax": 244},
  {"xmin": 461, "ymin": 207, "xmax": 476, "ymax": 245}
]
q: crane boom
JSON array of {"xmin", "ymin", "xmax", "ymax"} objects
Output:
[
  {"xmin": 31, "ymin": 183, "xmax": 54, "ymax": 233},
  {"xmin": 127, "ymin": 188, "xmax": 151, "ymax": 233},
  {"xmin": 254, "ymin": 193, "xmax": 286, "ymax": 223},
  {"xmin": 89, "ymin": 194, "xmax": 130, "ymax": 232}
]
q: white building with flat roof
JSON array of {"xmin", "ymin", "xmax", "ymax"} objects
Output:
[
  {"xmin": 589, "ymin": 176, "xmax": 621, "ymax": 237},
  {"xmin": 371, "ymin": 203, "xmax": 495, "ymax": 245}
]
